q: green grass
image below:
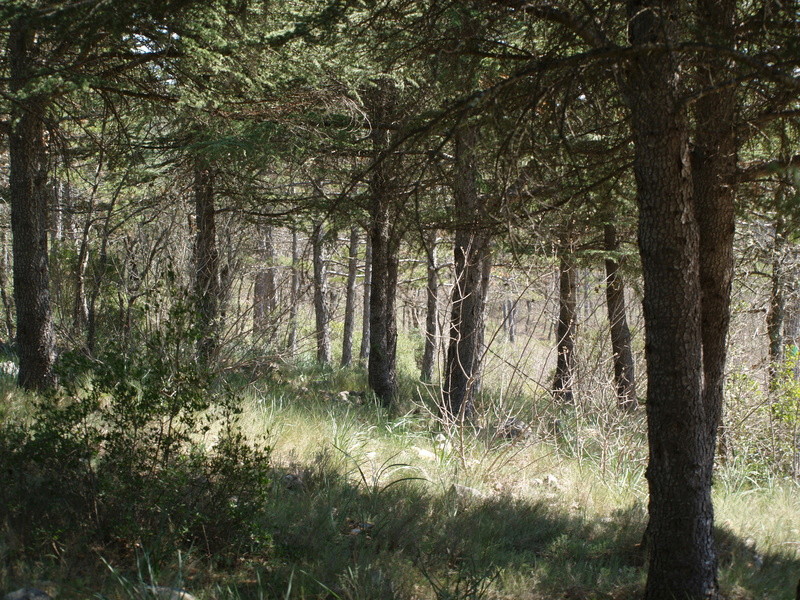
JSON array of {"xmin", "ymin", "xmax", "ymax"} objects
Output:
[{"xmin": 1, "ymin": 356, "xmax": 798, "ymax": 600}]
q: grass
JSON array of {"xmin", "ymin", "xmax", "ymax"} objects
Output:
[{"xmin": 1, "ymin": 353, "xmax": 799, "ymax": 600}]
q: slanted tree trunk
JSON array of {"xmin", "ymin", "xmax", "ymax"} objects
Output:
[
  {"xmin": 9, "ymin": 18, "xmax": 55, "ymax": 390},
  {"xmin": 341, "ymin": 226, "xmax": 360, "ymax": 367},
  {"xmin": 604, "ymin": 222, "xmax": 637, "ymax": 410},
  {"xmin": 552, "ymin": 241, "xmax": 577, "ymax": 404},
  {"xmin": 421, "ymin": 230, "xmax": 439, "ymax": 383},
  {"xmin": 287, "ymin": 230, "xmax": 300, "ymax": 353},
  {"xmin": 193, "ymin": 160, "xmax": 220, "ymax": 366},
  {"xmin": 312, "ymin": 222, "xmax": 331, "ymax": 365},
  {"xmin": 443, "ymin": 124, "xmax": 492, "ymax": 422},
  {"xmin": 626, "ymin": 0, "xmax": 719, "ymax": 596},
  {"xmin": 360, "ymin": 235, "xmax": 372, "ymax": 361},
  {"xmin": 253, "ymin": 226, "xmax": 277, "ymax": 339}
]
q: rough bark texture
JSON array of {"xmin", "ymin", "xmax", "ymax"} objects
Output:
[
  {"xmin": 552, "ymin": 244, "xmax": 577, "ymax": 405},
  {"xmin": 693, "ymin": 0, "xmax": 737, "ymax": 468},
  {"xmin": 603, "ymin": 222, "xmax": 637, "ymax": 410},
  {"xmin": 312, "ymin": 222, "xmax": 331, "ymax": 365},
  {"xmin": 341, "ymin": 227, "xmax": 360, "ymax": 367},
  {"xmin": 367, "ymin": 80, "xmax": 400, "ymax": 406},
  {"xmin": 253, "ymin": 227, "xmax": 277, "ymax": 338},
  {"xmin": 9, "ymin": 18, "xmax": 56, "ymax": 390},
  {"xmin": 193, "ymin": 160, "xmax": 220, "ymax": 366},
  {"xmin": 443, "ymin": 125, "xmax": 492, "ymax": 422},
  {"xmin": 360, "ymin": 236, "xmax": 372, "ymax": 361},
  {"xmin": 627, "ymin": 0, "xmax": 719, "ymax": 597},
  {"xmin": 421, "ymin": 231, "xmax": 439, "ymax": 383}
]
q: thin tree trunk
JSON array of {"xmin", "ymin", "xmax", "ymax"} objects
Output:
[
  {"xmin": 360, "ymin": 235, "xmax": 372, "ymax": 361},
  {"xmin": 421, "ymin": 230, "xmax": 439, "ymax": 383},
  {"xmin": 253, "ymin": 226, "xmax": 277, "ymax": 338},
  {"xmin": 767, "ymin": 215, "xmax": 787, "ymax": 385},
  {"xmin": 627, "ymin": 0, "xmax": 719, "ymax": 596},
  {"xmin": 604, "ymin": 222, "xmax": 637, "ymax": 410},
  {"xmin": 503, "ymin": 299, "xmax": 517, "ymax": 344},
  {"xmin": 9, "ymin": 18, "xmax": 55, "ymax": 390},
  {"xmin": 0, "ymin": 230, "xmax": 15, "ymax": 341},
  {"xmin": 312, "ymin": 222, "xmax": 331, "ymax": 364},
  {"xmin": 193, "ymin": 160, "xmax": 220, "ymax": 366},
  {"xmin": 287, "ymin": 230, "xmax": 300, "ymax": 353},
  {"xmin": 443, "ymin": 124, "xmax": 491, "ymax": 422},
  {"xmin": 552, "ymin": 242, "xmax": 577, "ymax": 404},
  {"xmin": 341, "ymin": 226, "xmax": 360, "ymax": 366}
]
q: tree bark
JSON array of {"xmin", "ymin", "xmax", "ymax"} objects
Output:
[
  {"xmin": 503, "ymin": 299, "xmax": 517, "ymax": 344},
  {"xmin": 8, "ymin": 18, "xmax": 56, "ymax": 390},
  {"xmin": 443, "ymin": 124, "xmax": 492, "ymax": 422},
  {"xmin": 312, "ymin": 222, "xmax": 331, "ymax": 365},
  {"xmin": 253, "ymin": 226, "xmax": 277, "ymax": 339},
  {"xmin": 360, "ymin": 235, "xmax": 372, "ymax": 361},
  {"xmin": 604, "ymin": 222, "xmax": 637, "ymax": 410},
  {"xmin": 341, "ymin": 226, "xmax": 360, "ymax": 367},
  {"xmin": 626, "ymin": 0, "xmax": 719, "ymax": 596},
  {"xmin": 421, "ymin": 230, "xmax": 439, "ymax": 383},
  {"xmin": 552, "ymin": 242, "xmax": 577, "ymax": 405},
  {"xmin": 193, "ymin": 160, "xmax": 220, "ymax": 366},
  {"xmin": 287, "ymin": 229, "xmax": 300, "ymax": 353},
  {"xmin": 767, "ymin": 213, "xmax": 787, "ymax": 384}
]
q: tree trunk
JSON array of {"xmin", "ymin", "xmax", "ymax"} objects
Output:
[
  {"xmin": 443, "ymin": 124, "xmax": 491, "ymax": 422},
  {"xmin": 253, "ymin": 226, "xmax": 277, "ymax": 339},
  {"xmin": 604, "ymin": 222, "xmax": 637, "ymax": 410},
  {"xmin": 767, "ymin": 214, "xmax": 787, "ymax": 384},
  {"xmin": 341, "ymin": 226, "xmax": 360, "ymax": 367},
  {"xmin": 193, "ymin": 160, "xmax": 220, "ymax": 366},
  {"xmin": 360, "ymin": 235, "xmax": 372, "ymax": 361},
  {"xmin": 287, "ymin": 230, "xmax": 300, "ymax": 353},
  {"xmin": 626, "ymin": 0, "xmax": 719, "ymax": 596},
  {"xmin": 503, "ymin": 299, "xmax": 517, "ymax": 344},
  {"xmin": 552, "ymin": 242, "xmax": 577, "ymax": 404},
  {"xmin": 9, "ymin": 18, "xmax": 55, "ymax": 390},
  {"xmin": 421, "ymin": 230, "xmax": 439, "ymax": 383},
  {"xmin": 312, "ymin": 222, "xmax": 331, "ymax": 365},
  {"xmin": 366, "ymin": 80, "xmax": 400, "ymax": 406},
  {"xmin": 0, "ymin": 230, "xmax": 15, "ymax": 341}
]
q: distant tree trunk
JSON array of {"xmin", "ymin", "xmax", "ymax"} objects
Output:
[
  {"xmin": 443, "ymin": 124, "xmax": 492, "ymax": 422},
  {"xmin": 253, "ymin": 226, "xmax": 277, "ymax": 339},
  {"xmin": 627, "ymin": 0, "xmax": 721, "ymax": 596},
  {"xmin": 341, "ymin": 226, "xmax": 360, "ymax": 367},
  {"xmin": 767, "ymin": 214, "xmax": 787, "ymax": 384},
  {"xmin": 0, "ymin": 230, "xmax": 15, "ymax": 341},
  {"xmin": 366, "ymin": 80, "xmax": 401, "ymax": 406},
  {"xmin": 503, "ymin": 299, "xmax": 517, "ymax": 343},
  {"xmin": 287, "ymin": 230, "xmax": 300, "ymax": 353},
  {"xmin": 312, "ymin": 222, "xmax": 331, "ymax": 365},
  {"xmin": 360, "ymin": 235, "xmax": 372, "ymax": 361},
  {"xmin": 604, "ymin": 222, "xmax": 637, "ymax": 410},
  {"xmin": 421, "ymin": 230, "xmax": 439, "ymax": 383},
  {"xmin": 193, "ymin": 160, "xmax": 220, "ymax": 366},
  {"xmin": 72, "ymin": 189, "xmax": 94, "ymax": 336},
  {"xmin": 9, "ymin": 18, "xmax": 55, "ymax": 390},
  {"xmin": 552, "ymin": 242, "xmax": 577, "ymax": 404}
]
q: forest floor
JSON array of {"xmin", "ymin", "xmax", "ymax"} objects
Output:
[{"xmin": 1, "ymin": 360, "xmax": 799, "ymax": 600}]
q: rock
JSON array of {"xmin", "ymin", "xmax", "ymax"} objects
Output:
[
  {"xmin": 412, "ymin": 446, "xmax": 437, "ymax": 460},
  {"xmin": 141, "ymin": 585, "xmax": 197, "ymax": 600},
  {"xmin": 282, "ymin": 473, "xmax": 305, "ymax": 490},
  {"xmin": 4, "ymin": 589, "xmax": 51, "ymax": 600},
  {"xmin": 451, "ymin": 483, "xmax": 485, "ymax": 500}
]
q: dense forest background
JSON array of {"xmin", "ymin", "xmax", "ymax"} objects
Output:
[{"xmin": 0, "ymin": 1, "xmax": 799, "ymax": 599}]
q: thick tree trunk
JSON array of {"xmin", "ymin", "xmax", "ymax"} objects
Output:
[
  {"xmin": 253, "ymin": 226, "xmax": 277, "ymax": 338},
  {"xmin": 287, "ymin": 230, "xmax": 300, "ymax": 353},
  {"xmin": 693, "ymin": 0, "xmax": 737, "ymax": 467},
  {"xmin": 627, "ymin": 0, "xmax": 719, "ymax": 597},
  {"xmin": 360, "ymin": 236, "xmax": 372, "ymax": 362},
  {"xmin": 604, "ymin": 222, "xmax": 637, "ymax": 410},
  {"xmin": 341, "ymin": 226, "xmax": 360, "ymax": 367},
  {"xmin": 312, "ymin": 222, "xmax": 331, "ymax": 364},
  {"xmin": 421, "ymin": 230, "xmax": 439, "ymax": 383},
  {"xmin": 9, "ymin": 19, "xmax": 55, "ymax": 390},
  {"xmin": 552, "ymin": 243, "xmax": 577, "ymax": 404},
  {"xmin": 193, "ymin": 160, "xmax": 220, "ymax": 366},
  {"xmin": 443, "ymin": 125, "xmax": 491, "ymax": 422},
  {"xmin": 366, "ymin": 81, "xmax": 401, "ymax": 406}
]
